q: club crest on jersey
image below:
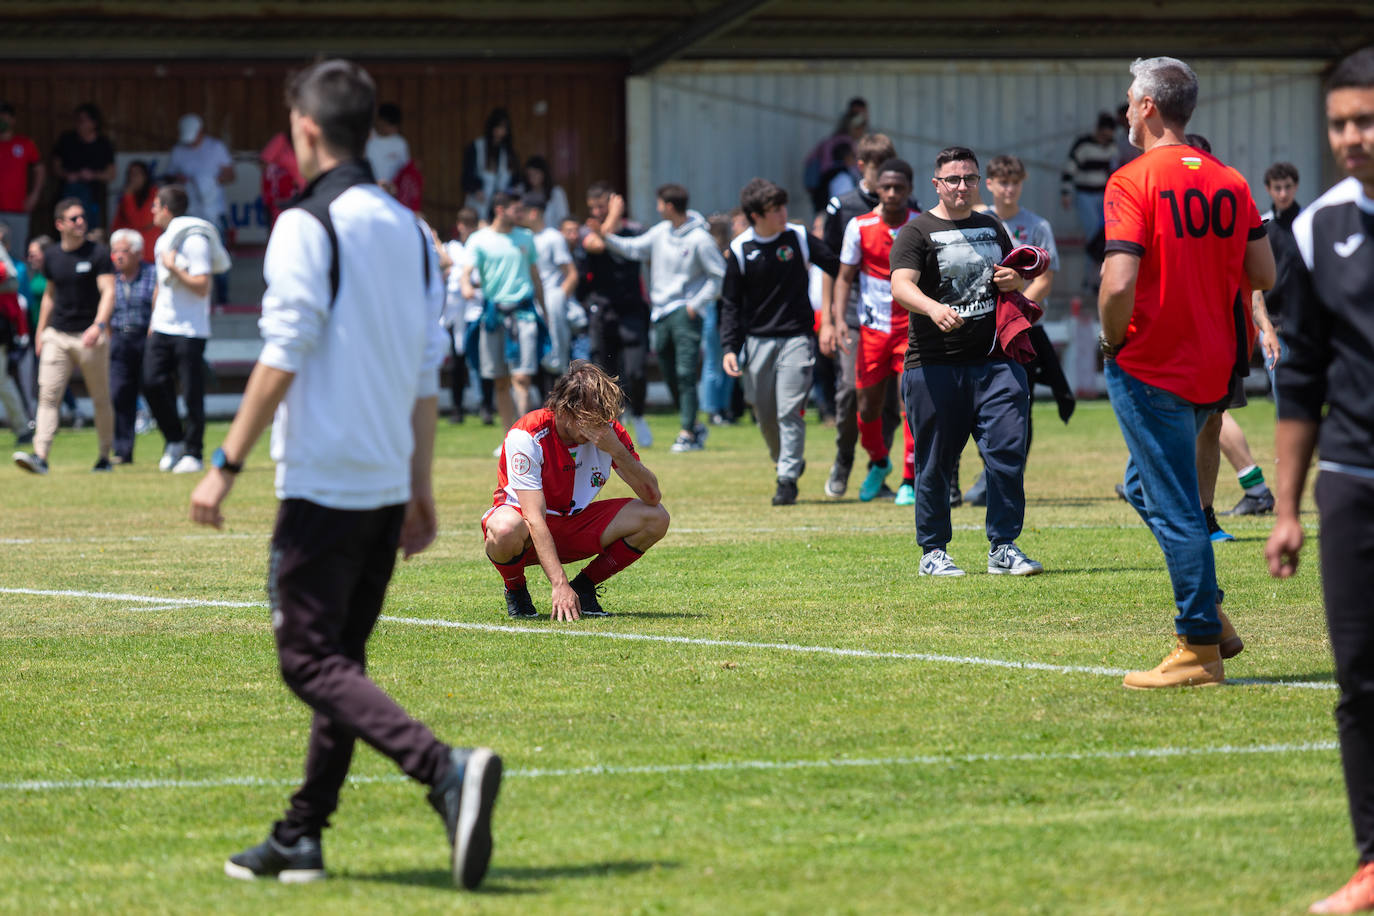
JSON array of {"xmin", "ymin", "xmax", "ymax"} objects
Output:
[
  {"xmin": 776, "ymin": 244, "xmax": 795, "ymax": 262},
  {"xmin": 590, "ymin": 469, "xmax": 607, "ymax": 488},
  {"xmin": 511, "ymin": 453, "xmax": 530, "ymax": 475}
]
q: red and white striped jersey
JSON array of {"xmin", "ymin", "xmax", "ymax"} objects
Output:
[
  {"xmin": 491, "ymin": 408, "xmax": 636, "ymax": 516},
  {"xmin": 840, "ymin": 208, "xmax": 920, "ymax": 335}
]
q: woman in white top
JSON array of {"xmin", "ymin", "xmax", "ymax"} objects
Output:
[{"xmin": 462, "ymin": 108, "xmax": 516, "ymax": 219}]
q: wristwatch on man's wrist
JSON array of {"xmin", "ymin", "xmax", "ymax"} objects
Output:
[
  {"xmin": 211, "ymin": 447, "xmax": 243, "ymax": 474},
  {"xmin": 1099, "ymin": 334, "xmax": 1123, "ymax": 359}
]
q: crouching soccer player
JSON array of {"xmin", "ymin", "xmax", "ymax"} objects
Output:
[{"xmin": 483, "ymin": 360, "xmax": 668, "ymax": 619}]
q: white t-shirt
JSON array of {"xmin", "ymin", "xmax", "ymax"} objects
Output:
[
  {"xmin": 151, "ymin": 231, "xmax": 213, "ymax": 338},
  {"xmin": 532, "ymin": 226, "xmax": 572, "ymax": 296},
  {"xmin": 168, "ymin": 137, "xmax": 233, "ymax": 223},
  {"xmin": 365, "ymin": 133, "xmax": 411, "ymax": 184}
]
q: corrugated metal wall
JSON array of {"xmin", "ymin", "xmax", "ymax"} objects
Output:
[{"xmin": 628, "ymin": 58, "xmax": 1326, "ymax": 245}]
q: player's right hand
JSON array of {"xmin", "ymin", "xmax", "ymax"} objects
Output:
[
  {"xmin": 1265, "ymin": 515, "xmax": 1304, "ymax": 579},
  {"xmin": 551, "ymin": 581, "xmax": 581, "ymax": 621},
  {"xmin": 722, "ymin": 352, "xmax": 741, "ymax": 377},
  {"xmin": 932, "ymin": 306, "xmax": 964, "ymax": 333},
  {"xmin": 818, "ymin": 324, "xmax": 836, "ymax": 357}
]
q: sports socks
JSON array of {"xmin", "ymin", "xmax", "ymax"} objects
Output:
[
  {"xmin": 579, "ymin": 537, "xmax": 645, "ymax": 585},
  {"xmin": 857, "ymin": 413, "xmax": 888, "ymax": 466},
  {"xmin": 1236, "ymin": 464, "xmax": 1269, "ymax": 495},
  {"xmin": 491, "ymin": 545, "xmax": 535, "ymax": 590}
]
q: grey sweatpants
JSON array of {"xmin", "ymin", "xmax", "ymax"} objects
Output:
[{"xmin": 741, "ymin": 334, "xmax": 813, "ymax": 482}]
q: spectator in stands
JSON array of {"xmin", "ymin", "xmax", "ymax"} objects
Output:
[
  {"xmin": 106, "ymin": 228, "xmax": 155, "ymax": 463},
  {"xmin": 520, "ymin": 192, "xmax": 578, "ymax": 385},
  {"xmin": 50, "ymin": 103, "xmax": 116, "ymax": 231},
  {"xmin": 580, "ymin": 180, "xmax": 653, "ymax": 446},
  {"xmin": 146, "ymin": 184, "xmax": 229, "ymax": 474},
  {"xmin": 1060, "ymin": 111, "xmax": 1117, "ymax": 283},
  {"xmin": 560, "ymin": 216, "xmax": 591, "ymax": 363},
  {"xmin": 463, "ymin": 108, "xmax": 516, "ymax": 218},
  {"xmin": 169, "ymin": 114, "xmax": 235, "ymax": 303},
  {"xmin": 701, "ymin": 213, "xmax": 737, "ymax": 427},
  {"xmin": 804, "ymin": 97, "xmax": 869, "ymax": 212},
  {"xmin": 509, "ymin": 155, "xmax": 570, "ymax": 229},
  {"xmin": 259, "ymin": 131, "xmax": 303, "ymax": 228},
  {"xmin": 0, "ymin": 101, "xmax": 45, "ymax": 258},
  {"xmin": 365, "ymin": 102, "xmax": 409, "ymax": 194},
  {"xmin": 443, "ymin": 207, "xmax": 481, "ymax": 423},
  {"xmin": 12, "ymin": 235, "xmax": 50, "ymax": 416},
  {"xmin": 111, "ymin": 160, "xmax": 160, "ymax": 263},
  {"xmin": 12, "ymin": 198, "xmax": 115, "ymax": 474}
]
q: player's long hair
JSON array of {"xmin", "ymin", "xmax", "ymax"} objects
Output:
[{"xmin": 546, "ymin": 360, "xmax": 624, "ymax": 430}]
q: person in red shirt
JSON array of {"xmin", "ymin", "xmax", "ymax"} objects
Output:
[
  {"xmin": 832, "ymin": 158, "xmax": 920, "ymax": 504},
  {"xmin": 1098, "ymin": 56, "xmax": 1274, "ymax": 689},
  {"xmin": 482, "ymin": 360, "xmax": 669, "ymax": 621},
  {"xmin": 110, "ymin": 160, "xmax": 160, "ymax": 263},
  {"xmin": 0, "ymin": 101, "xmax": 45, "ymax": 259}
]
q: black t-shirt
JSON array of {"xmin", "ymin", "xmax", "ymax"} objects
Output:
[
  {"xmin": 42, "ymin": 240, "xmax": 113, "ymax": 333},
  {"xmin": 52, "ymin": 130, "xmax": 115, "ymax": 175},
  {"xmin": 581, "ymin": 220, "xmax": 648, "ymax": 315},
  {"xmin": 719, "ymin": 226, "xmax": 839, "ymax": 354},
  {"xmin": 890, "ymin": 210, "xmax": 1012, "ymax": 368}
]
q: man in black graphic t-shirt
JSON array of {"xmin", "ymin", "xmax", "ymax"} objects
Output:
[{"xmin": 890, "ymin": 147, "xmax": 1041, "ymax": 578}]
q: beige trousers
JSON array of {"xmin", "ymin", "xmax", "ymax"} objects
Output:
[{"xmin": 35, "ymin": 327, "xmax": 112, "ymax": 460}]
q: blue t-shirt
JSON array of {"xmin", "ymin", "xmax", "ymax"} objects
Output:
[{"xmin": 467, "ymin": 226, "xmax": 536, "ymax": 305}]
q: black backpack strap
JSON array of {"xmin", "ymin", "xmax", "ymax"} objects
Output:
[
  {"xmin": 416, "ymin": 222, "xmax": 432, "ymax": 295},
  {"xmin": 294, "ymin": 197, "xmax": 341, "ymax": 309}
]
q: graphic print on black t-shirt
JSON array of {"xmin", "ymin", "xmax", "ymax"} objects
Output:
[{"xmin": 928, "ymin": 225, "xmax": 1001, "ymax": 319}]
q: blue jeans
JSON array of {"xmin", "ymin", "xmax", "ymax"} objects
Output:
[
  {"xmin": 902, "ymin": 360, "xmax": 1029, "ymax": 552},
  {"xmin": 1259, "ymin": 328, "xmax": 1287, "ymax": 411},
  {"xmin": 698, "ymin": 301, "xmax": 734, "ymax": 415},
  {"xmin": 1105, "ymin": 360, "xmax": 1220, "ymax": 639}
]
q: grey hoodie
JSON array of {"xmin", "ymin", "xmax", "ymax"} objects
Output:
[{"xmin": 603, "ymin": 210, "xmax": 725, "ymax": 323}]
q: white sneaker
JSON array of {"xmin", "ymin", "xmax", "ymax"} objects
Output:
[
  {"xmin": 988, "ymin": 542, "xmax": 1043, "ymax": 576},
  {"xmin": 918, "ymin": 549, "xmax": 965, "ymax": 577},
  {"xmin": 159, "ymin": 441, "xmax": 186, "ymax": 472},
  {"xmin": 171, "ymin": 454, "xmax": 204, "ymax": 474},
  {"xmin": 631, "ymin": 414, "xmax": 652, "ymax": 447}
]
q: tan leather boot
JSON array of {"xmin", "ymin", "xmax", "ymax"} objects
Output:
[
  {"xmin": 1123, "ymin": 636, "xmax": 1225, "ymax": 689},
  {"xmin": 1218, "ymin": 609, "xmax": 1244, "ymax": 659}
]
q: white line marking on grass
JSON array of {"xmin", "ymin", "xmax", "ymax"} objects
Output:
[
  {"xmin": 0, "ymin": 587, "xmax": 1337, "ymax": 690},
  {"xmin": 0, "ymin": 741, "xmax": 1339, "ymax": 793}
]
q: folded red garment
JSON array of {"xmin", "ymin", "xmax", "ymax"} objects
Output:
[{"xmin": 995, "ymin": 245, "xmax": 1049, "ymax": 364}]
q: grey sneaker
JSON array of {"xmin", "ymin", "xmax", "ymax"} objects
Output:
[
  {"xmin": 988, "ymin": 543, "xmax": 1043, "ymax": 576},
  {"xmin": 428, "ymin": 747, "xmax": 503, "ymax": 890},
  {"xmin": 13, "ymin": 451, "xmax": 47, "ymax": 475},
  {"xmin": 224, "ymin": 833, "xmax": 325, "ymax": 883},
  {"xmin": 825, "ymin": 460, "xmax": 851, "ymax": 498},
  {"xmin": 919, "ymin": 549, "xmax": 965, "ymax": 577},
  {"xmin": 669, "ymin": 431, "xmax": 702, "ymax": 453},
  {"xmin": 1223, "ymin": 489, "xmax": 1275, "ymax": 516}
]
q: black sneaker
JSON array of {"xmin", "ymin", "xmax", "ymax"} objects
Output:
[
  {"xmin": 224, "ymin": 833, "xmax": 325, "ymax": 883},
  {"xmin": 571, "ymin": 575, "xmax": 610, "ymax": 617},
  {"xmin": 772, "ymin": 478, "xmax": 798, "ymax": 506},
  {"xmin": 504, "ymin": 586, "xmax": 538, "ymax": 619},
  {"xmin": 13, "ymin": 451, "xmax": 47, "ymax": 475},
  {"xmin": 1223, "ymin": 489, "xmax": 1275, "ymax": 516},
  {"xmin": 92, "ymin": 457, "xmax": 113, "ymax": 473},
  {"xmin": 825, "ymin": 460, "xmax": 851, "ymax": 498},
  {"xmin": 1204, "ymin": 505, "xmax": 1235, "ymax": 543},
  {"xmin": 428, "ymin": 746, "xmax": 503, "ymax": 890}
]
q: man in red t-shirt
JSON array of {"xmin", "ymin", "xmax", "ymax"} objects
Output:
[
  {"xmin": 1098, "ymin": 56, "xmax": 1275, "ymax": 689},
  {"xmin": 482, "ymin": 360, "xmax": 668, "ymax": 621},
  {"xmin": 0, "ymin": 102, "xmax": 45, "ymax": 258}
]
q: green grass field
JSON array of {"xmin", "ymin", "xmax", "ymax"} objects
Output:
[{"xmin": 0, "ymin": 398, "xmax": 1348, "ymax": 914}]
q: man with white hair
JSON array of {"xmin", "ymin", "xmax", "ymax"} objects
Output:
[
  {"xmin": 107, "ymin": 228, "xmax": 155, "ymax": 464},
  {"xmin": 1098, "ymin": 56, "xmax": 1274, "ymax": 689}
]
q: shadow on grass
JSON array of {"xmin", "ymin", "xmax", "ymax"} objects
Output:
[
  {"xmin": 610, "ymin": 611, "xmax": 707, "ymax": 620},
  {"xmin": 352, "ymin": 859, "xmax": 675, "ymax": 893},
  {"xmin": 1226, "ymin": 673, "xmax": 1335, "ymax": 688},
  {"xmin": 1047, "ymin": 566, "xmax": 1163, "ymax": 575}
]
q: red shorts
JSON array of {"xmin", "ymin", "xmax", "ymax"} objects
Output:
[
  {"xmin": 855, "ymin": 327, "xmax": 907, "ymax": 390},
  {"xmin": 482, "ymin": 497, "xmax": 632, "ymax": 563}
]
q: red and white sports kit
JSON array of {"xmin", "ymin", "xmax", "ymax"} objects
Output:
[
  {"xmin": 483, "ymin": 408, "xmax": 642, "ymax": 588},
  {"xmin": 840, "ymin": 208, "xmax": 918, "ymax": 473}
]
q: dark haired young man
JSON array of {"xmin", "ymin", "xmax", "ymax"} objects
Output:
[
  {"xmin": 581, "ymin": 180, "xmax": 653, "ymax": 446},
  {"xmin": 588, "ymin": 183, "xmax": 725, "ymax": 452},
  {"xmin": 12, "ymin": 197, "xmax": 114, "ymax": 474},
  {"xmin": 721, "ymin": 178, "xmax": 839, "ymax": 505},
  {"xmin": 190, "ymin": 58, "xmax": 502, "ymax": 891},
  {"xmin": 818, "ymin": 133, "xmax": 913, "ymax": 499},
  {"xmin": 890, "ymin": 147, "xmax": 1040, "ymax": 578},
  {"xmin": 1267, "ymin": 45, "xmax": 1374, "ymax": 915},
  {"xmin": 483, "ymin": 360, "xmax": 668, "ymax": 620},
  {"xmin": 831, "ymin": 158, "xmax": 920, "ymax": 505}
]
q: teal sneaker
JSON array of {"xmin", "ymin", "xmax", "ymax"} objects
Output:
[
  {"xmin": 858, "ymin": 458, "xmax": 892, "ymax": 502},
  {"xmin": 894, "ymin": 482, "xmax": 915, "ymax": 506}
]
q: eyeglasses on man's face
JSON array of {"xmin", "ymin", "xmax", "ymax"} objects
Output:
[
  {"xmin": 61, "ymin": 212, "xmax": 87, "ymax": 224},
  {"xmin": 936, "ymin": 174, "xmax": 980, "ymax": 188}
]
